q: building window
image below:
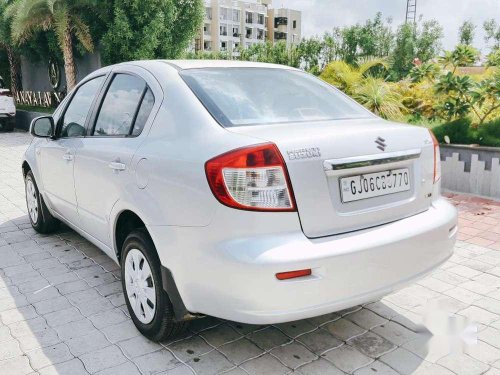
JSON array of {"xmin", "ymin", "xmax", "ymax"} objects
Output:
[
  {"xmin": 293, "ymin": 20, "xmax": 297, "ymax": 29},
  {"xmin": 234, "ymin": 42, "xmax": 240, "ymax": 50},
  {"xmin": 245, "ymin": 27, "xmax": 252, "ymax": 39},
  {"xmin": 232, "ymin": 9, "xmax": 240, "ymax": 22},
  {"xmin": 257, "ymin": 29, "xmax": 264, "ymax": 40},
  {"xmin": 274, "ymin": 17, "xmax": 288, "ymax": 27},
  {"xmin": 204, "ymin": 24, "xmax": 210, "ymax": 36},
  {"xmin": 221, "ymin": 41, "xmax": 227, "ymax": 51},
  {"xmin": 205, "ymin": 7, "xmax": 212, "ymax": 20},
  {"xmin": 274, "ymin": 31, "xmax": 287, "ymax": 40},
  {"xmin": 245, "ymin": 12, "xmax": 253, "ymax": 24},
  {"xmin": 220, "ymin": 7, "xmax": 228, "ymax": 21},
  {"xmin": 232, "ymin": 27, "xmax": 239, "ymax": 37},
  {"xmin": 220, "ymin": 25, "xmax": 228, "ymax": 36},
  {"xmin": 257, "ymin": 14, "xmax": 264, "ymax": 25},
  {"xmin": 204, "ymin": 41, "xmax": 212, "ymax": 51}
]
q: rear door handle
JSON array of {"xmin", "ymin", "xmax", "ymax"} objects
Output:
[
  {"xmin": 109, "ymin": 162, "xmax": 126, "ymax": 171},
  {"xmin": 62, "ymin": 153, "xmax": 73, "ymax": 161}
]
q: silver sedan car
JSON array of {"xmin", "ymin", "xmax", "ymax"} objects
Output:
[{"xmin": 23, "ymin": 60, "xmax": 457, "ymax": 341}]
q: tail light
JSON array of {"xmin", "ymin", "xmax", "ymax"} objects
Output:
[
  {"xmin": 0, "ymin": 91, "xmax": 12, "ymax": 97},
  {"xmin": 429, "ymin": 130, "xmax": 441, "ymax": 183},
  {"xmin": 205, "ymin": 143, "xmax": 296, "ymax": 211}
]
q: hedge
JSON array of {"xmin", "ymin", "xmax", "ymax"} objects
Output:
[{"xmin": 431, "ymin": 118, "xmax": 500, "ymax": 147}]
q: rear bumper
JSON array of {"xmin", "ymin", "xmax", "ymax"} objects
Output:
[{"xmin": 150, "ymin": 198, "xmax": 457, "ymax": 324}]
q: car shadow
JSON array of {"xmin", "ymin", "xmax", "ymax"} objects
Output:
[{"xmin": 0, "ymin": 213, "xmax": 445, "ymax": 374}]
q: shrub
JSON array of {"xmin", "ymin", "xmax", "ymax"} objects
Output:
[
  {"xmin": 431, "ymin": 118, "xmax": 473, "ymax": 144},
  {"xmin": 476, "ymin": 118, "xmax": 500, "ymax": 147}
]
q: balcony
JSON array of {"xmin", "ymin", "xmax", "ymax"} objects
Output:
[
  {"xmin": 274, "ymin": 32, "xmax": 287, "ymax": 40},
  {"xmin": 274, "ymin": 17, "xmax": 288, "ymax": 27}
]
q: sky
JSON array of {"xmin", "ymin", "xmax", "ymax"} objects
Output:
[{"xmin": 280, "ymin": 0, "xmax": 500, "ymax": 53}]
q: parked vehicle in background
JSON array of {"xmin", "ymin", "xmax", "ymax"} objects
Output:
[
  {"xmin": 0, "ymin": 76, "xmax": 16, "ymax": 131},
  {"xmin": 23, "ymin": 60, "xmax": 457, "ymax": 341}
]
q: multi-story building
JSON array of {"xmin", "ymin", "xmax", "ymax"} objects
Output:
[
  {"xmin": 195, "ymin": 0, "xmax": 301, "ymax": 56},
  {"xmin": 267, "ymin": 7, "xmax": 302, "ymax": 47}
]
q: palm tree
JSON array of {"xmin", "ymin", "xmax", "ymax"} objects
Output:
[
  {"xmin": 439, "ymin": 44, "xmax": 480, "ymax": 74},
  {"xmin": 0, "ymin": 0, "xmax": 20, "ymax": 97},
  {"xmin": 354, "ymin": 77, "xmax": 405, "ymax": 120},
  {"xmin": 6, "ymin": 0, "xmax": 96, "ymax": 90},
  {"xmin": 320, "ymin": 58, "xmax": 388, "ymax": 96},
  {"xmin": 320, "ymin": 59, "xmax": 406, "ymax": 121}
]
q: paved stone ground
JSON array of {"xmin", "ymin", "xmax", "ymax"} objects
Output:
[{"xmin": 1, "ymin": 131, "xmax": 500, "ymax": 375}]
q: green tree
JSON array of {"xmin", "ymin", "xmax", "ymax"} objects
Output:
[
  {"xmin": 0, "ymin": 0, "xmax": 20, "ymax": 96},
  {"xmin": 297, "ymin": 37, "xmax": 322, "ymax": 72},
  {"xmin": 439, "ymin": 44, "xmax": 480, "ymax": 73},
  {"xmin": 486, "ymin": 48, "xmax": 500, "ymax": 67},
  {"xmin": 409, "ymin": 62, "xmax": 441, "ymax": 83},
  {"xmin": 416, "ymin": 20, "xmax": 443, "ymax": 62},
  {"xmin": 390, "ymin": 23, "xmax": 416, "ymax": 79},
  {"xmin": 484, "ymin": 19, "xmax": 500, "ymax": 49},
  {"xmin": 6, "ymin": 0, "xmax": 97, "ymax": 90},
  {"xmin": 458, "ymin": 20, "xmax": 475, "ymax": 45},
  {"xmin": 102, "ymin": 0, "xmax": 203, "ymax": 64},
  {"xmin": 434, "ymin": 72, "xmax": 500, "ymax": 124}
]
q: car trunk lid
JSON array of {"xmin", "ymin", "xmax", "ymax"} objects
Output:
[{"xmin": 228, "ymin": 118, "xmax": 436, "ymax": 238}]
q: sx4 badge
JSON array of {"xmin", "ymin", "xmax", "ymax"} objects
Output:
[{"xmin": 287, "ymin": 147, "xmax": 321, "ymax": 160}]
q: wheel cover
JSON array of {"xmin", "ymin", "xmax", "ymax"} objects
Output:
[
  {"xmin": 26, "ymin": 179, "xmax": 38, "ymax": 224},
  {"xmin": 124, "ymin": 248, "xmax": 157, "ymax": 324}
]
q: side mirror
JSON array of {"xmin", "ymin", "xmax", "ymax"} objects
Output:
[{"xmin": 30, "ymin": 116, "xmax": 55, "ymax": 138}]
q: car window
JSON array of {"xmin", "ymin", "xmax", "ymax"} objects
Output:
[
  {"xmin": 181, "ymin": 68, "xmax": 374, "ymax": 127},
  {"xmin": 131, "ymin": 88, "xmax": 155, "ymax": 136},
  {"xmin": 93, "ymin": 74, "xmax": 146, "ymax": 136},
  {"xmin": 60, "ymin": 76, "xmax": 105, "ymax": 137}
]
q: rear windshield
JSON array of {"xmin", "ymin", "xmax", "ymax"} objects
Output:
[{"xmin": 180, "ymin": 68, "xmax": 373, "ymax": 127}]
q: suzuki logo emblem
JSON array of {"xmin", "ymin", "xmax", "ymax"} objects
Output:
[{"xmin": 375, "ymin": 137, "xmax": 386, "ymax": 151}]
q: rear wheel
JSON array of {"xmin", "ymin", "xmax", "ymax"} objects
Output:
[
  {"xmin": 121, "ymin": 229, "xmax": 187, "ymax": 341},
  {"xmin": 25, "ymin": 170, "xmax": 59, "ymax": 234}
]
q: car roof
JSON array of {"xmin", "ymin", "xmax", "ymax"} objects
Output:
[{"xmin": 125, "ymin": 59, "xmax": 300, "ymax": 71}]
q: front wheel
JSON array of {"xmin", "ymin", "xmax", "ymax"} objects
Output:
[
  {"xmin": 25, "ymin": 170, "xmax": 59, "ymax": 234},
  {"xmin": 121, "ymin": 229, "xmax": 187, "ymax": 341}
]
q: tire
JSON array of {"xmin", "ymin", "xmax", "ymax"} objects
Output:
[
  {"xmin": 121, "ymin": 229, "xmax": 187, "ymax": 342},
  {"xmin": 25, "ymin": 170, "xmax": 60, "ymax": 234}
]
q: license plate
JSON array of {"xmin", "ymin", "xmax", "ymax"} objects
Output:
[{"xmin": 340, "ymin": 168, "xmax": 411, "ymax": 203}]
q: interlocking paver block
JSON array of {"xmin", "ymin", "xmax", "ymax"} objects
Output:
[
  {"xmin": 240, "ymin": 354, "xmax": 289, "ymax": 375},
  {"xmin": 167, "ymin": 335, "xmax": 213, "ymax": 362},
  {"xmin": 322, "ymin": 344, "xmax": 372, "ymax": 373},
  {"xmin": 38, "ymin": 358, "xmax": 89, "ymax": 375},
  {"xmin": 381, "ymin": 347, "xmax": 432, "ymax": 375},
  {"xmin": 438, "ymin": 353, "xmax": 490, "ymax": 375},
  {"xmin": 247, "ymin": 326, "xmax": 290, "ymax": 350},
  {"xmin": 296, "ymin": 358, "xmax": 345, "ymax": 375},
  {"xmin": 324, "ymin": 318, "xmax": 365, "ymax": 341},
  {"xmin": 297, "ymin": 328, "xmax": 343, "ymax": 355},
  {"xmin": 218, "ymin": 338, "xmax": 264, "ymax": 364},
  {"xmin": 94, "ymin": 361, "xmax": 141, "ymax": 375},
  {"xmin": 0, "ymin": 355, "xmax": 33, "ymax": 374},
  {"xmin": 134, "ymin": 349, "xmax": 180, "ymax": 374},
  {"xmin": 199, "ymin": 323, "xmax": 242, "ymax": 347},
  {"xmin": 270, "ymin": 341, "xmax": 317, "ymax": 369},
  {"xmin": 26, "ymin": 342, "xmax": 74, "ymax": 370},
  {"xmin": 187, "ymin": 350, "xmax": 234, "ymax": 375},
  {"xmin": 347, "ymin": 331, "xmax": 396, "ymax": 358},
  {"xmin": 66, "ymin": 331, "xmax": 111, "ymax": 357},
  {"xmin": 80, "ymin": 345, "xmax": 129, "ymax": 374}
]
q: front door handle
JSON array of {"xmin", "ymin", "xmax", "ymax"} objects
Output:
[
  {"xmin": 62, "ymin": 153, "xmax": 73, "ymax": 161},
  {"xmin": 109, "ymin": 162, "xmax": 126, "ymax": 171}
]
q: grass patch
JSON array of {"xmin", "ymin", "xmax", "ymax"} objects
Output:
[{"xmin": 17, "ymin": 104, "xmax": 55, "ymax": 114}]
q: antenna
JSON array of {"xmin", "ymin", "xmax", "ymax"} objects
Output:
[{"xmin": 405, "ymin": 0, "xmax": 417, "ymax": 26}]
